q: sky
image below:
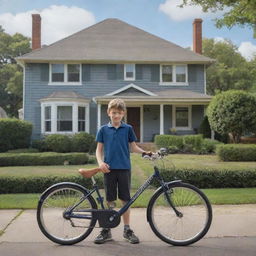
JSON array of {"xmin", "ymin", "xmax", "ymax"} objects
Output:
[{"xmin": 0, "ymin": 0, "xmax": 256, "ymax": 60}]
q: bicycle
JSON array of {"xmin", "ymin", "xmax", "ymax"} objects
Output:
[{"xmin": 37, "ymin": 149, "xmax": 212, "ymax": 246}]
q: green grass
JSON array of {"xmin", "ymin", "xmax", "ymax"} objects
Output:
[
  {"xmin": 0, "ymin": 153, "xmax": 255, "ymax": 208},
  {"xmin": 1, "ymin": 188, "xmax": 256, "ymax": 209}
]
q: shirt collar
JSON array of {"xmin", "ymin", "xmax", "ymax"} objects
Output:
[{"xmin": 108, "ymin": 121, "xmax": 125, "ymax": 128}]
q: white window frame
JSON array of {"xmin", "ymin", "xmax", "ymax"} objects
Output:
[
  {"xmin": 172, "ymin": 105, "xmax": 192, "ymax": 130},
  {"xmin": 160, "ymin": 64, "xmax": 188, "ymax": 86},
  {"xmin": 49, "ymin": 63, "xmax": 82, "ymax": 85},
  {"xmin": 41, "ymin": 101, "xmax": 89, "ymax": 134},
  {"xmin": 124, "ymin": 64, "xmax": 136, "ymax": 81}
]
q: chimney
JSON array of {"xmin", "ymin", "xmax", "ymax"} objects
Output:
[
  {"xmin": 193, "ymin": 18, "xmax": 202, "ymax": 54},
  {"xmin": 32, "ymin": 14, "xmax": 41, "ymax": 50}
]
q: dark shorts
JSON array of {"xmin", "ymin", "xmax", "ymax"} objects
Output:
[{"xmin": 104, "ymin": 169, "xmax": 131, "ymax": 202}]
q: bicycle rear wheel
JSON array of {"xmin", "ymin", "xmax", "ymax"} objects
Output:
[
  {"xmin": 147, "ymin": 182, "xmax": 212, "ymax": 246},
  {"xmin": 37, "ymin": 183, "xmax": 97, "ymax": 245}
]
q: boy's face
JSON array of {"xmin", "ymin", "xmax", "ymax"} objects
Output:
[{"xmin": 107, "ymin": 108, "xmax": 125, "ymax": 125}]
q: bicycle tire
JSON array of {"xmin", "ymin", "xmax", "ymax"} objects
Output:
[
  {"xmin": 37, "ymin": 182, "xmax": 97, "ymax": 245},
  {"xmin": 147, "ymin": 182, "xmax": 212, "ymax": 246}
]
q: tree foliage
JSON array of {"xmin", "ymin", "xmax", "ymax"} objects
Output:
[
  {"xmin": 0, "ymin": 25, "xmax": 30, "ymax": 117},
  {"xmin": 202, "ymin": 38, "xmax": 256, "ymax": 95},
  {"xmin": 207, "ymin": 90, "xmax": 256, "ymax": 143},
  {"xmin": 180, "ymin": 0, "xmax": 256, "ymax": 37}
]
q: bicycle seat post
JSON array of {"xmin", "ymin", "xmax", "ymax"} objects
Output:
[{"xmin": 91, "ymin": 176, "xmax": 96, "ymax": 185}]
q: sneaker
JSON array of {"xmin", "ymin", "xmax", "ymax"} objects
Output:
[
  {"xmin": 123, "ymin": 229, "xmax": 140, "ymax": 244},
  {"xmin": 94, "ymin": 229, "xmax": 112, "ymax": 244}
]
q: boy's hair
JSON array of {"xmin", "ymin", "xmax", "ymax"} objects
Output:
[{"xmin": 107, "ymin": 98, "xmax": 126, "ymax": 112}]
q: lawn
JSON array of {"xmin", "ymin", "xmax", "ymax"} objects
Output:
[{"xmin": 0, "ymin": 153, "xmax": 255, "ymax": 208}]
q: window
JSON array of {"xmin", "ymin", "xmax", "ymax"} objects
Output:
[
  {"xmin": 68, "ymin": 64, "xmax": 80, "ymax": 82},
  {"xmin": 124, "ymin": 64, "xmax": 135, "ymax": 80},
  {"xmin": 45, "ymin": 106, "xmax": 51, "ymax": 132},
  {"xmin": 57, "ymin": 106, "xmax": 72, "ymax": 132},
  {"xmin": 172, "ymin": 105, "xmax": 192, "ymax": 130},
  {"xmin": 162, "ymin": 65, "xmax": 173, "ymax": 82},
  {"xmin": 176, "ymin": 107, "xmax": 189, "ymax": 127},
  {"xmin": 41, "ymin": 102, "xmax": 89, "ymax": 134},
  {"xmin": 160, "ymin": 64, "xmax": 187, "ymax": 85},
  {"xmin": 50, "ymin": 64, "xmax": 81, "ymax": 84},
  {"xmin": 78, "ymin": 106, "xmax": 86, "ymax": 131},
  {"xmin": 52, "ymin": 64, "xmax": 64, "ymax": 82}
]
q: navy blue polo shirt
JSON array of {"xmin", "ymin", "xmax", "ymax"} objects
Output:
[{"xmin": 96, "ymin": 122, "xmax": 137, "ymax": 170}]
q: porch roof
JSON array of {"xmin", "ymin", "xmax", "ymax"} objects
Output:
[
  {"xmin": 94, "ymin": 89, "xmax": 212, "ymax": 105},
  {"xmin": 40, "ymin": 91, "xmax": 90, "ymax": 103}
]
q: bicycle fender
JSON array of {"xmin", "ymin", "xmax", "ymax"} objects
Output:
[
  {"xmin": 146, "ymin": 180, "xmax": 182, "ymax": 222},
  {"xmin": 39, "ymin": 182, "xmax": 91, "ymax": 202}
]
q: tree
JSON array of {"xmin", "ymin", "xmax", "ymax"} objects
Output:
[
  {"xmin": 202, "ymin": 38, "xmax": 255, "ymax": 95},
  {"xmin": 207, "ymin": 90, "xmax": 256, "ymax": 143},
  {"xmin": 180, "ymin": 0, "xmax": 256, "ymax": 38},
  {"xmin": 0, "ymin": 25, "xmax": 30, "ymax": 117}
]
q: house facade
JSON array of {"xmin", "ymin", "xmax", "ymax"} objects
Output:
[{"xmin": 17, "ymin": 16, "xmax": 213, "ymax": 142}]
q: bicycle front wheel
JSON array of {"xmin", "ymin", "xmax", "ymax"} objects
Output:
[
  {"xmin": 147, "ymin": 182, "xmax": 212, "ymax": 246},
  {"xmin": 37, "ymin": 183, "xmax": 97, "ymax": 245}
]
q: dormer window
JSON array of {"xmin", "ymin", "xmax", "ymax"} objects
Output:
[
  {"xmin": 160, "ymin": 64, "xmax": 188, "ymax": 85},
  {"xmin": 49, "ymin": 64, "xmax": 82, "ymax": 85},
  {"xmin": 124, "ymin": 64, "xmax": 135, "ymax": 80}
]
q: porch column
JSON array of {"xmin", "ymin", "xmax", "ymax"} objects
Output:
[
  {"xmin": 97, "ymin": 103, "xmax": 101, "ymax": 130},
  {"xmin": 160, "ymin": 104, "xmax": 164, "ymax": 135}
]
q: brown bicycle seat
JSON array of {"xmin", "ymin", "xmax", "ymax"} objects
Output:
[{"xmin": 78, "ymin": 167, "xmax": 102, "ymax": 178}]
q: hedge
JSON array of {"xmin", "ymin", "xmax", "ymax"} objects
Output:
[
  {"xmin": 152, "ymin": 168, "xmax": 256, "ymax": 189},
  {"xmin": 216, "ymin": 144, "xmax": 256, "ymax": 161},
  {"xmin": 0, "ymin": 152, "xmax": 94, "ymax": 166},
  {"xmin": 0, "ymin": 175, "xmax": 104, "ymax": 194},
  {"xmin": 0, "ymin": 119, "xmax": 32, "ymax": 152},
  {"xmin": 154, "ymin": 134, "xmax": 222, "ymax": 154}
]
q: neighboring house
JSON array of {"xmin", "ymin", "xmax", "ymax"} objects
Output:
[
  {"xmin": 0, "ymin": 107, "xmax": 7, "ymax": 118},
  {"xmin": 16, "ymin": 15, "xmax": 213, "ymax": 142}
]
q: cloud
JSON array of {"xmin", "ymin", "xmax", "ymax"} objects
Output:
[
  {"xmin": 159, "ymin": 0, "xmax": 222, "ymax": 21},
  {"xmin": 238, "ymin": 42, "xmax": 256, "ymax": 61},
  {"xmin": 0, "ymin": 5, "xmax": 96, "ymax": 45}
]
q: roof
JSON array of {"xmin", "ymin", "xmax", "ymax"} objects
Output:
[
  {"xmin": 17, "ymin": 18, "xmax": 214, "ymax": 64},
  {"xmin": 40, "ymin": 91, "xmax": 90, "ymax": 102},
  {"xmin": 94, "ymin": 86, "xmax": 212, "ymax": 104}
]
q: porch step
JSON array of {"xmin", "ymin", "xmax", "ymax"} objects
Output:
[{"xmin": 136, "ymin": 143, "xmax": 157, "ymax": 152}]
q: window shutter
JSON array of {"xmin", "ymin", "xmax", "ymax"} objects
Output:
[
  {"xmin": 40, "ymin": 63, "xmax": 49, "ymax": 82},
  {"xmin": 82, "ymin": 64, "xmax": 91, "ymax": 81},
  {"xmin": 116, "ymin": 64, "xmax": 124, "ymax": 80},
  {"xmin": 150, "ymin": 65, "xmax": 160, "ymax": 82},
  {"xmin": 107, "ymin": 65, "xmax": 117, "ymax": 80},
  {"xmin": 188, "ymin": 64, "xmax": 197, "ymax": 82},
  {"xmin": 136, "ymin": 64, "xmax": 143, "ymax": 80}
]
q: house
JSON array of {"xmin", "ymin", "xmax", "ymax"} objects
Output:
[{"xmin": 16, "ymin": 15, "xmax": 213, "ymax": 142}]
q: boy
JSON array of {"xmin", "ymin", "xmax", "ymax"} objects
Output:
[{"xmin": 94, "ymin": 98, "xmax": 147, "ymax": 244}]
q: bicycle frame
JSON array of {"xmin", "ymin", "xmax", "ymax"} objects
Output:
[{"xmin": 67, "ymin": 165, "xmax": 182, "ymax": 222}]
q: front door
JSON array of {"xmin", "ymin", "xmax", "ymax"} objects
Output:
[{"xmin": 127, "ymin": 107, "xmax": 140, "ymax": 141}]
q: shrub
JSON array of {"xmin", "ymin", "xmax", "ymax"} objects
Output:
[
  {"xmin": 183, "ymin": 135, "xmax": 203, "ymax": 153},
  {"xmin": 0, "ymin": 152, "xmax": 92, "ymax": 166},
  {"xmin": 0, "ymin": 118, "xmax": 32, "ymax": 152},
  {"xmin": 207, "ymin": 90, "xmax": 256, "ymax": 143},
  {"xmin": 152, "ymin": 168, "xmax": 256, "ymax": 189},
  {"xmin": 45, "ymin": 134, "xmax": 71, "ymax": 153},
  {"xmin": 198, "ymin": 116, "xmax": 211, "ymax": 138},
  {"xmin": 32, "ymin": 139, "xmax": 48, "ymax": 152},
  {"xmin": 155, "ymin": 135, "xmax": 183, "ymax": 149},
  {"xmin": 71, "ymin": 132, "xmax": 96, "ymax": 153},
  {"xmin": 200, "ymin": 139, "xmax": 222, "ymax": 154},
  {"xmin": 216, "ymin": 144, "xmax": 256, "ymax": 161},
  {"xmin": 0, "ymin": 175, "xmax": 104, "ymax": 193}
]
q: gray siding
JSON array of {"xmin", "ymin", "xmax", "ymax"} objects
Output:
[
  {"xmin": 24, "ymin": 63, "xmax": 206, "ymax": 139},
  {"xmin": 143, "ymin": 105, "xmax": 160, "ymax": 142}
]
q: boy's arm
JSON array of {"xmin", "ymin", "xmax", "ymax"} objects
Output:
[
  {"xmin": 130, "ymin": 141, "xmax": 146, "ymax": 154},
  {"xmin": 96, "ymin": 142, "xmax": 110, "ymax": 173}
]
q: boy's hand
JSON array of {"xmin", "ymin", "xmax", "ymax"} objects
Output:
[
  {"xmin": 142, "ymin": 151, "xmax": 153, "ymax": 157},
  {"xmin": 99, "ymin": 162, "xmax": 110, "ymax": 173}
]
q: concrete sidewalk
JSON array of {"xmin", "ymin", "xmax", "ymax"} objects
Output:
[{"xmin": 1, "ymin": 205, "xmax": 256, "ymax": 243}]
